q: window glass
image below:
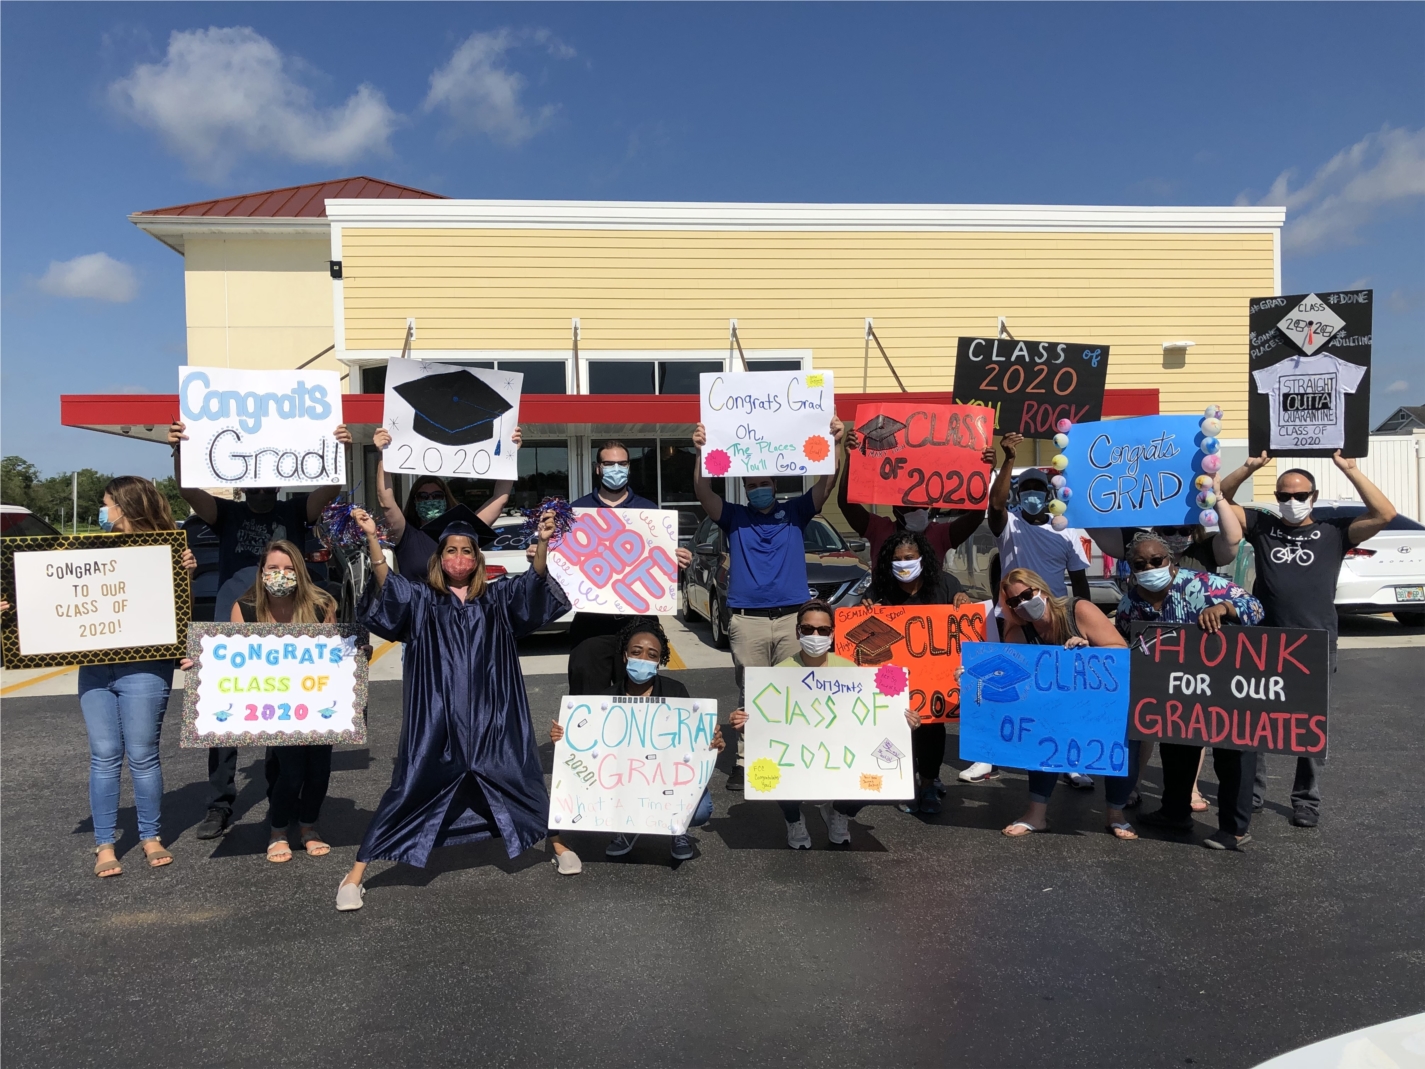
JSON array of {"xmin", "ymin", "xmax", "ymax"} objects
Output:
[
  {"xmin": 773, "ymin": 476, "xmax": 807, "ymax": 496},
  {"xmin": 657, "ymin": 361, "xmax": 724, "ymax": 394},
  {"xmin": 589, "ymin": 361, "xmax": 655, "ymax": 394},
  {"xmin": 496, "ymin": 439, "xmax": 570, "ymax": 511},
  {"xmin": 745, "ymin": 359, "xmax": 804, "ymax": 372},
  {"xmin": 499, "ymin": 360, "xmax": 566, "ymax": 394},
  {"xmin": 361, "ymin": 365, "xmax": 386, "ymax": 394},
  {"xmin": 803, "ymin": 518, "xmax": 846, "ymax": 552},
  {"xmin": 660, "ymin": 439, "xmax": 724, "ymax": 504}
]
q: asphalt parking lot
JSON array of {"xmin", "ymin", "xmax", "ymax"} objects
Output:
[{"xmin": 2, "ymin": 646, "xmax": 1422, "ymax": 1068}]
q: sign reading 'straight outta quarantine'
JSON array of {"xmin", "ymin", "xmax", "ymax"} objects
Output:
[{"xmin": 177, "ymin": 367, "xmax": 346, "ymax": 489}]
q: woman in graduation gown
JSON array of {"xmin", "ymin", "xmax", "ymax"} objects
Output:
[{"xmin": 335, "ymin": 507, "xmax": 568, "ymax": 911}]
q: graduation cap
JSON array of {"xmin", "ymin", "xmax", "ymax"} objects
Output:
[
  {"xmin": 394, "ymin": 369, "xmax": 514, "ymax": 447},
  {"xmin": 419, "ymin": 503, "xmax": 496, "ymax": 544},
  {"xmin": 962, "ymin": 653, "xmax": 1031, "ymax": 704},
  {"xmin": 856, "ymin": 413, "xmax": 907, "ymax": 454},
  {"xmin": 844, "ymin": 616, "xmax": 904, "ymax": 665}
]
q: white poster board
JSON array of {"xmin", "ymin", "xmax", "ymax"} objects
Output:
[
  {"xmin": 699, "ymin": 370, "xmax": 836, "ymax": 477},
  {"xmin": 12, "ymin": 544, "xmax": 177, "ymax": 656},
  {"xmin": 383, "ymin": 360, "xmax": 521, "ymax": 480},
  {"xmin": 178, "ymin": 367, "xmax": 346, "ymax": 488},
  {"xmin": 547, "ymin": 508, "xmax": 680, "ymax": 615},
  {"xmin": 743, "ymin": 665, "xmax": 914, "ymax": 801},
  {"xmin": 548, "ymin": 696, "xmax": 719, "ymax": 836}
]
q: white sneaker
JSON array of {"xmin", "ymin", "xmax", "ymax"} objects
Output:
[
  {"xmin": 335, "ymin": 880, "xmax": 364, "ymax": 912},
  {"xmin": 554, "ymin": 850, "xmax": 582, "ymax": 874},
  {"xmin": 818, "ymin": 803, "xmax": 851, "ymax": 845},
  {"xmin": 959, "ymin": 762, "xmax": 996, "ymax": 782},
  {"xmin": 786, "ymin": 818, "xmax": 812, "ymax": 850},
  {"xmin": 1065, "ymin": 772, "xmax": 1094, "ymax": 789}
]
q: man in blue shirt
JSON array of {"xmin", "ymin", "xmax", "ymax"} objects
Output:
[{"xmin": 692, "ymin": 416, "xmax": 845, "ymax": 790}]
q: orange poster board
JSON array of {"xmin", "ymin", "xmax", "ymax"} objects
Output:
[{"xmin": 834, "ymin": 602, "xmax": 994, "ymax": 724}]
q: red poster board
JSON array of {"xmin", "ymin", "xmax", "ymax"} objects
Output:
[
  {"xmin": 846, "ymin": 403, "xmax": 994, "ymax": 508},
  {"xmin": 834, "ymin": 602, "xmax": 992, "ymax": 724}
]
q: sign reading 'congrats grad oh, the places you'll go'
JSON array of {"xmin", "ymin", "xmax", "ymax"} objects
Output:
[
  {"xmin": 178, "ymin": 367, "xmax": 346, "ymax": 489},
  {"xmin": 952, "ymin": 336, "xmax": 1110, "ymax": 439},
  {"xmin": 699, "ymin": 370, "xmax": 836, "ymax": 478}
]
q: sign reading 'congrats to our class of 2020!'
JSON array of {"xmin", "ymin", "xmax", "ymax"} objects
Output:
[
  {"xmin": 548, "ymin": 696, "xmax": 719, "ymax": 836},
  {"xmin": 382, "ymin": 360, "xmax": 522, "ymax": 481},
  {"xmin": 547, "ymin": 508, "xmax": 681, "ymax": 615},
  {"xmin": 743, "ymin": 666, "xmax": 914, "ymax": 801},
  {"xmin": 1059, "ymin": 415, "xmax": 1205, "ymax": 527},
  {"xmin": 952, "ymin": 336, "xmax": 1111, "ymax": 439},
  {"xmin": 699, "ymin": 370, "xmax": 836, "ymax": 477},
  {"xmin": 846, "ymin": 403, "xmax": 994, "ymax": 508},
  {"xmin": 178, "ymin": 367, "xmax": 346, "ymax": 489}
]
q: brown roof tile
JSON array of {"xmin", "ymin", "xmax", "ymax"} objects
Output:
[{"xmin": 135, "ymin": 176, "xmax": 446, "ymax": 218}]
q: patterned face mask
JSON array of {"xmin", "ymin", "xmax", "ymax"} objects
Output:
[{"xmin": 262, "ymin": 570, "xmax": 297, "ymax": 597}]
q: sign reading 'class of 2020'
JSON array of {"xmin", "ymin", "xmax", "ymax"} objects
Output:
[
  {"xmin": 1059, "ymin": 415, "xmax": 1205, "ymax": 527},
  {"xmin": 952, "ymin": 337, "xmax": 1111, "ymax": 440},
  {"xmin": 699, "ymin": 370, "xmax": 837, "ymax": 478},
  {"xmin": 178, "ymin": 367, "xmax": 346, "ymax": 489},
  {"xmin": 547, "ymin": 508, "xmax": 681, "ymax": 615},
  {"xmin": 845, "ymin": 402, "xmax": 994, "ymax": 508}
]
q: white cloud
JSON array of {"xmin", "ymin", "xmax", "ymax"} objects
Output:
[
  {"xmin": 1387, "ymin": 380, "xmax": 1411, "ymax": 393},
  {"xmin": 109, "ymin": 27, "xmax": 399, "ymax": 179},
  {"xmin": 1244, "ymin": 126, "xmax": 1425, "ymax": 255},
  {"xmin": 37, "ymin": 253, "xmax": 139, "ymax": 303},
  {"xmin": 423, "ymin": 29, "xmax": 573, "ymax": 144}
]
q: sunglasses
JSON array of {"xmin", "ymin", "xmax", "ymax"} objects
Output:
[
  {"xmin": 1158, "ymin": 526, "xmax": 1195, "ymax": 537},
  {"xmin": 1274, "ymin": 491, "xmax": 1314, "ymax": 503},
  {"xmin": 415, "ymin": 491, "xmax": 446, "ymax": 502},
  {"xmin": 1130, "ymin": 556, "xmax": 1171, "ymax": 571},
  {"xmin": 1003, "ymin": 589, "xmax": 1040, "ymax": 608},
  {"xmin": 798, "ymin": 624, "xmax": 833, "ymax": 636}
]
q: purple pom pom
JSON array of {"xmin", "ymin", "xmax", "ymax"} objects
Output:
[
  {"xmin": 319, "ymin": 498, "xmax": 389, "ymax": 551},
  {"xmin": 520, "ymin": 496, "xmax": 578, "ymax": 544}
]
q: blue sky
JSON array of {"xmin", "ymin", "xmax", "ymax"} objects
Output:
[{"xmin": 3, "ymin": 1, "xmax": 1422, "ymax": 478}]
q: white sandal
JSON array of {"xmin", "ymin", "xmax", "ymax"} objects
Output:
[{"xmin": 335, "ymin": 881, "xmax": 365, "ymax": 911}]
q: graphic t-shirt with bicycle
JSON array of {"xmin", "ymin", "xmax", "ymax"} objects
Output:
[
  {"xmin": 1251, "ymin": 353, "xmax": 1367, "ymax": 451},
  {"xmin": 1243, "ymin": 509, "xmax": 1353, "ymax": 639}
]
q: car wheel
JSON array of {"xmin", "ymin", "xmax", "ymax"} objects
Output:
[
  {"xmin": 709, "ymin": 592, "xmax": 730, "ymax": 649},
  {"xmin": 1393, "ymin": 610, "xmax": 1425, "ymax": 628}
]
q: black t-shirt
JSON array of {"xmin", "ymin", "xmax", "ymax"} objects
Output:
[
  {"xmin": 877, "ymin": 571, "xmax": 965, "ymax": 607},
  {"xmin": 210, "ymin": 496, "xmax": 310, "ymax": 585},
  {"xmin": 1243, "ymin": 510, "xmax": 1353, "ymax": 638}
]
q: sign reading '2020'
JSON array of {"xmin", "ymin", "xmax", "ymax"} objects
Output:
[{"xmin": 178, "ymin": 367, "xmax": 346, "ymax": 489}]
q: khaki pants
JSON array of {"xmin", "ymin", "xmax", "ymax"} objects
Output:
[{"xmin": 728, "ymin": 611, "xmax": 801, "ymax": 706}]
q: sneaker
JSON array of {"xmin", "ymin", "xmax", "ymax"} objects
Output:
[
  {"xmin": 1138, "ymin": 808, "xmax": 1196, "ymax": 833},
  {"xmin": 335, "ymin": 880, "xmax": 365, "ymax": 911},
  {"xmin": 958, "ymin": 762, "xmax": 998, "ymax": 783},
  {"xmin": 932, "ymin": 778, "xmax": 947, "ymax": 796},
  {"xmin": 605, "ymin": 834, "xmax": 638, "ymax": 857},
  {"xmin": 818, "ymin": 803, "xmax": 851, "ymax": 845},
  {"xmin": 1291, "ymin": 807, "xmax": 1319, "ymax": 828},
  {"xmin": 553, "ymin": 850, "xmax": 583, "ymax": 874},
  {"xmin": 1064, "ymin": 772, "xmax": 1094, "ymax": 790},
  {"xmin": 725, "ymin": 766, "xmax": 745, "ymax": 791},
  {"xmin": 786, "ymin": 818, "xmax": 812, "ymax": 850},
  {"xmin": 1203, "ymin": 831, "xmax": 1252, "ymax": 851},
  {"xmin": 670, "ymin": 834, "xmax": 694, "ymax": 860},
  {"xmin": 918, "ymin": 784, "xmax": 942, "ymax": 815},
  {"xmin": 195, "ymin": 809, "xmax": 229, "ymax": 840}
]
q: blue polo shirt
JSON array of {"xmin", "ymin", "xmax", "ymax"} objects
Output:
[
  {"xmin": 718, "ymin": 491, "xmax": 817, "ymax": 609},
  {"xmin": 570, "ymin": 490, "xmax": 659, "ymax": 510}
]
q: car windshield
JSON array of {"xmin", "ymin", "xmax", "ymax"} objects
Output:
[
  {"xmin": 803, "ymin": 519, "xmax": 847, "ymax": 553},
  {"xmin": 0, "ymin": 512, "xmax": 60, "ymax": 537},
  {"xmin": 1310, "ymin": 506, "xmax": 1425, "ymax": 532}
]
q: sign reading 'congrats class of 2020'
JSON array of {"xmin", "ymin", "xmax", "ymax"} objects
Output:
[
  {"xmin": 383, "ymin": 360, "xmax": 522, "ymax": 481},
  {"xmin": 549, "ymin": 696, "xmax": 719, "ymax": 836},
  {"xmin": 547, "ymin": 508, "xmax": 680, "ymax": 615},
  {"xmin": 699, "ymin": 370, "xmax": 836, "ymax": 478},
  {"xmin": 958, "ymin": 643, "xmax": 1131, "ymax": 774},
  {"xmin": 743, "ymin": 666, "xmax": 914, "ymax": 801},
  {"xmin": 952, "ymin": 337, "xmax": 1111, "ymax": 440},
  {"xmin": 846, "ymin": 403, "xmax": 994, "ymax": 508},
  {"xmin": 178, "ymin": 367, "xmax": 346, "ymax": 489},
  {"xmin": 1059, "ymin": 414, "xmax": 1205, "ymax": 527},
  {"xmin": 1128, "ymin": 623, "xmax": 1330, "ymax": 757}
]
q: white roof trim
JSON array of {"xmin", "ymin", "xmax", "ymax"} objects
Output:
[
  {"xmin": 129, "ymin": 214, "xmax": 330, "ymax": 254},
  {"xmin": 324, "ymin": 198, "xmax": 1285, "ymax": 233}
]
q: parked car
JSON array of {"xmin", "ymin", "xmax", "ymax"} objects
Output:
[
  {"xmin": 0, "ymin": 505, "xmax": 60, "ymax": 537},
  {"xmin": 1235, "ymin": 502, "xmax": 1425, "ymax": 627},
  {"xmin": 682, "ymin": 512, "xmax": 872, "ymax": 649},
  {"xmin": 480, "ymin": 515, "xmax": 573, "ymax": 633}
]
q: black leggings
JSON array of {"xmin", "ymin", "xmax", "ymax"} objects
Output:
[
  {"xmin": 913, "ymin": 723, "xmax": 946, "ymax": 782},
  {"xmin": 266, "ymin": 745, "xmax": 332, "ymax": 828}
]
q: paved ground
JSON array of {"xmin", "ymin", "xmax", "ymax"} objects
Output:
[{"xmin": 2, "ymin": 648, "xmax": 1422, "ymax": 1068}]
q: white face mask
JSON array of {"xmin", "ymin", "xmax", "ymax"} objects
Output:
[
  {"xmin": 902, "ymin": 510, "xmax": 930, "ymax": 533},
  {"xmin": 892, "ymin": 558, "xmax": 923, "ymax": 582},
  {"xmin": 1280, "ymin": 498, "xmax": 1313, "ymax": 524},
  {"xmin": 799, "ymin": 634, "xmax": 833, "ymax": 658},
  {"xmin": 1015, "ymin": 594, "xmax": 1047, "ymax": 621}
]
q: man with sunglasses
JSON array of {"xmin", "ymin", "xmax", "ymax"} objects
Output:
[{"xmin": 1220, "ymin": 450, "xmax": 1397, "ymax": 828}]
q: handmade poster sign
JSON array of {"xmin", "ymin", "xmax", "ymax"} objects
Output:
[
  {"xmin": 743, "ymin": 666, "xmax": 914, "ymax": 801},
  {"xmin": 383, "ymin": 360, "xmax": 522, "ymax": 480},
  {"xmin": 846, "ymin": 402, "xmax": 994, "ymax": 508},
  {"xmin": 181, "ymin": 623, "xmax": 368, "ymax": 747},
  {"xmin": 959, "ymin": 643, "xmax": 1131, "ymax": 774},
  {"xmin": 1248, "ymin": 290, "xmax": 1372, "ymax": 457},
  {"xmin": 952, "ymin": 337, "xmax": 1111, "ymax": 439},
  {"xmin": 1128, "ymin": 623, "xmax": 1329, "ymax": 757},
  {"xmin": 699, "ymin": 370, "xmax": 836, "ymax": 477},
  {"xmin": 833, "ymin": 601, "xmax": 995, "ymax": 724},
  {"xmin": 1057, "ymin": 414, "xmax": 1206, "ymax": 528},
  {"xmin": 177, "ymin": 366, "xmax": 345, "ymax": 489},
  {"xmin": 1, "ymin": 531, "xmax": 190, "ymax": 670},
  {"xmin": 547, "ymin": 508, "xmax": 680, "ymax": 615},
  {"xmin": 548, "ymin": 696, "xmax": 719, "ymax": 835}
]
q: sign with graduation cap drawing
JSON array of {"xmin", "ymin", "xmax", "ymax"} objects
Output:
[
  {"xmin": 846, "ymin": 402, "xmax": 994, "ymax": 507},
  {"xmin": 958, "ymin": 643, "xmax": 1131, "ymax": 774},
  {"xmin": 383, "ymin": 360, "xmax": 522, "ymax": 480}
]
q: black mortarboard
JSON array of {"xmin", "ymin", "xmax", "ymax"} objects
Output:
[
  {"xmin": 420, "ymin": 503, "xmax": 496, "ymax": 543},
  {"xmin": 394, "ymin": 369, "xmax": 514, "ymax": 447},
  {"xmin": 963, "ymin": 653, "xmax": 1032, "ymax": 703},
  {"xmin": 856, "ymin": 413, "xmax": 907, "ymax": 454}
]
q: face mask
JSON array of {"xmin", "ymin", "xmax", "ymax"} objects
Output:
[
  {"xmin": 416, "ymin": 499, "xmax": 446, "ymax": 522},
  {"xmin": 263, "ymin": 571, "xmax": 297, "ymax": 597},
  {"xmin": 97, "ymin": 507, "xmax": 114, "ymax": 532},
  {"xmin": 1018, "ymin": 491, "xmax": 1047, "ymax": 516},
  {"xmin": 892, "ymin": 558, "xmax": 923, "ymax": 582},
  {"xmin": 442, "ymin": 556, "xmax": 478, "ymax": 585},
  {"xmin": 1015, "ymin": 595, "xmax": 1047, "ymax": 621},
  {"xmin": 799, "ymin": 634, "xmax": 833, "ymax": 658},
  {"xmin": 1280, "ymin": 498, "xmax": 1313, "ymax": 524},
  {"xmin": 1160, "ymin": 533, "xmax": 1194, "ymax": 558},
  {"xmin": 625, "ymin": 657, "xmax": 659, "ymax": 684},
  {"xmin": 246, "ymin": 491, "xmax": 277, "ymax": 511},
  {"xmin": 600, "ymin": 464, "xmax": 630, "ymax": 491},
  {"xmin": 1135, "ymin": 566, "xmax": 1174, "ymax": 592},
  {"xmin": 747, "ymin": 486, "xmax": 776, "ymax": 510},
  {"xmin": 902, "ymin": 510, "xmax": 930, "ymax": 533}
]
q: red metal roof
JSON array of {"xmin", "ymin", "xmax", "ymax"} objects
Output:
[{"xmin": 133, "ymin": 177, "xmax": 446, "ymax": 219}]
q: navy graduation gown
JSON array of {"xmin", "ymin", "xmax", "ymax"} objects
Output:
[{"xmin": 356, "ymin": 568, "xmax": 568, "ymax": 867}]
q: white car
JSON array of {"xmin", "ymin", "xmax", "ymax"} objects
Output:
[
  {"xmin": 1238, "ymin": 501, "xmax": 1425, "ymax": 627},
  {"xmin": 482, "ymin": 515, "xmax": 575, "ymax": 633}
]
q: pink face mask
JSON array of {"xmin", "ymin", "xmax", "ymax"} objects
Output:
[{"xmin": 442, "ymin": 556, "xmax": 477, "ymax": 584}]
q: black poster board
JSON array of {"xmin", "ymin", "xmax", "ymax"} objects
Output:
[
  {"xmin": 953, "ymin": 337, "xmax": 1110, "ymax": 440},
  {"xmin": 1248, "ymin": 290, "xmax": 1372, "ymax": 457}
]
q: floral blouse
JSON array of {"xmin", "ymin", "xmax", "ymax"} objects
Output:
[{"xmin": 1115, "ymin": 569, "xmax": 1264, "ymax": 635}]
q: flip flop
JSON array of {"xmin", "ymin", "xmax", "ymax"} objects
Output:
[
  {"xmin": 93, "ymin": 846, "xmax": 122, "ymax": 878},
  {"xmin": 1002, "ymin": 821, "xmax": 1049, "ymax": 838},
  {"xmin": 1105, "ymin": 821, "xmax": 1139, "ymax": 841},
  {"xmin": 1190, "ymin": 793, "xmax": 1211, "ymax": 812}
]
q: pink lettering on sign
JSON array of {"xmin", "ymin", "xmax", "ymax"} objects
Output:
[{"xmin": 550, "ymin": 508, "xmax": 682, "ymax": 615}]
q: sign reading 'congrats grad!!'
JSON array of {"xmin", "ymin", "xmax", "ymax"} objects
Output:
[
  {"xmin": 952, "ymin": 337, "xmax": 1110, "ymax": 439},
  {"xmin": 178, "ymin": 367, "xmax": 346, "ymax": 489}
]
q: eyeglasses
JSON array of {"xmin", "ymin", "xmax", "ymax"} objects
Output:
[
  {"xmin": 1003, "ymin": 589, "xmax": 1040, "ymax": 608},
  {"xmin": 798, "ymin": 624, "xmax": 833, "ymax": 636},
  {"xmin": 1129, "ymin": 556, "xmax": 1171, "ymax": 572},
  {"xmin": 1274, "ymin": 491, "xmax": 1314, "ymax": 503},
  {"xmin": 415, "ymin": 491, "xmax": 445, "ymax": 502}
]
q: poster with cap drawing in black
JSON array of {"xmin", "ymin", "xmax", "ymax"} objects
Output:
[
  {"xmin": 382, "ymin": 360, "xmax": 522, "ymax": 480},
  {"xmin": 1248, "ymin": 290, "xmax": 1372, "ymax": 458}
]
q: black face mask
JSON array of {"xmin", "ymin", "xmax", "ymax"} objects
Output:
[{"xmin": 246, "ymin": 491, "xmax": 278, "ymax": 511}]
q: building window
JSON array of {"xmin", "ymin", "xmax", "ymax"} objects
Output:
[
  {"xmin": 588, "ymin": 360, "xmax": 656, "ymax": 394},
  {"xmin": 744, "ymin": 358, "xmax": 804, "ymax": 372},
  {"xmin": 657, "ymin": 360, "xmax": 723, "ymax": 394},
  {"xmin": 499, "ymin": 360, "xmax": 566, "ymax": 394},
  {"xmin": 361, "ymin": 365, "xmax": 387, "ymax": 394}
]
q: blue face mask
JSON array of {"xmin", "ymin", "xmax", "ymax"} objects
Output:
[
  {"xmin": 1018, "ymin": 491, "xmax": 1047, "ymax": 516},
  {"xmin": 600, "ymin": 464, "xmax": 630, "ymax": 491},
  {"xmin": 97, "ymin": 506, "xmax": 114, "ymax": 532},
  {"xmin": 1136, "ymin": 566, "xmax": 1174, "ymax": 592},
  {"xmin": 625, "ymin": 657, "xmax": 659, "ymax": 684},
  {"xmin": 747, "ymin": 486, "xmax": 776, "ymax": 510}
]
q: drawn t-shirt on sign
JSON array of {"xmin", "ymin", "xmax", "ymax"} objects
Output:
[{"xmin": 1251, "ymin": 353, "xmax": 1367, "ymax": 451}]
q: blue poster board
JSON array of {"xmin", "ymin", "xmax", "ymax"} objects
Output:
[
  {"xmin": 959, "ymin": 644, "xmax": 1132, "ymax": 774},
  {"xmin": 1059, "ymin": 415, "xmax": 1206, "ymax": 527}
]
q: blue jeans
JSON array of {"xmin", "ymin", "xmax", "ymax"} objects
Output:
[
  {"xmin": 1026, "ymin": 740, "xmax": 1141, "ymax": 810},
  {"xmin": 78, "ymin": 661, "xmax": 173, "ymax": 846},
  {"xmin": 690, "ymin": 788, "xmax": 713, "ymax": 828}
]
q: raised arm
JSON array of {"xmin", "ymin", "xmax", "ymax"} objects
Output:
[
  {"xmin": 371, "ymin": 428, "xmax": 408, "ymax": 543},
  {"xmin": 810, "ymin": 417, "xmax": 846, "ymax": 512},
  {"xmin": 351, "ymin": 508, "xmax": 388, "ymax": 591},
  {"xmin": 1210, "ymin": 473, "xmax": 1245, "ymax": 565},
  {"xmin": 475, "ymin": 426, "xmax": 521, "ymax": 526},
  {"xmin": 531, "ymin": 508, "xmax": 555, "ymax": 577},
  {"xmin": 987, "ymin": 433, "xmax": 1023, "ymax": 538},
  {"xmin": 167, "ymin": 420, "xmax": 218, "ymax": 526},
  {"xmin": 1334, "ymin": 451, "xmax": 1398, "ymax": 545},
  {"xmin": 836, "ymin": 432, "xmax": 873, "ymax": 537},
  {"xmin": 304, "ymin": 424, "xmax": 353, "ymax": 522},
  {"xmin": 1219, "ymin": 450, "xmax": 1270, "ymax": 533},
  {"xmin": 690, "ymin": 422, "xmax": 724, "ymax": 524}
]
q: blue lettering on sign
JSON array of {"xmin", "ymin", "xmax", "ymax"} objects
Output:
[
  {"xmin": 180, "ymin": 371, "xmax": 333, "ymax": 433},
  {"xmin": 1063, "ymin": 415, "xmax": 1201, "ymax": 527}
]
